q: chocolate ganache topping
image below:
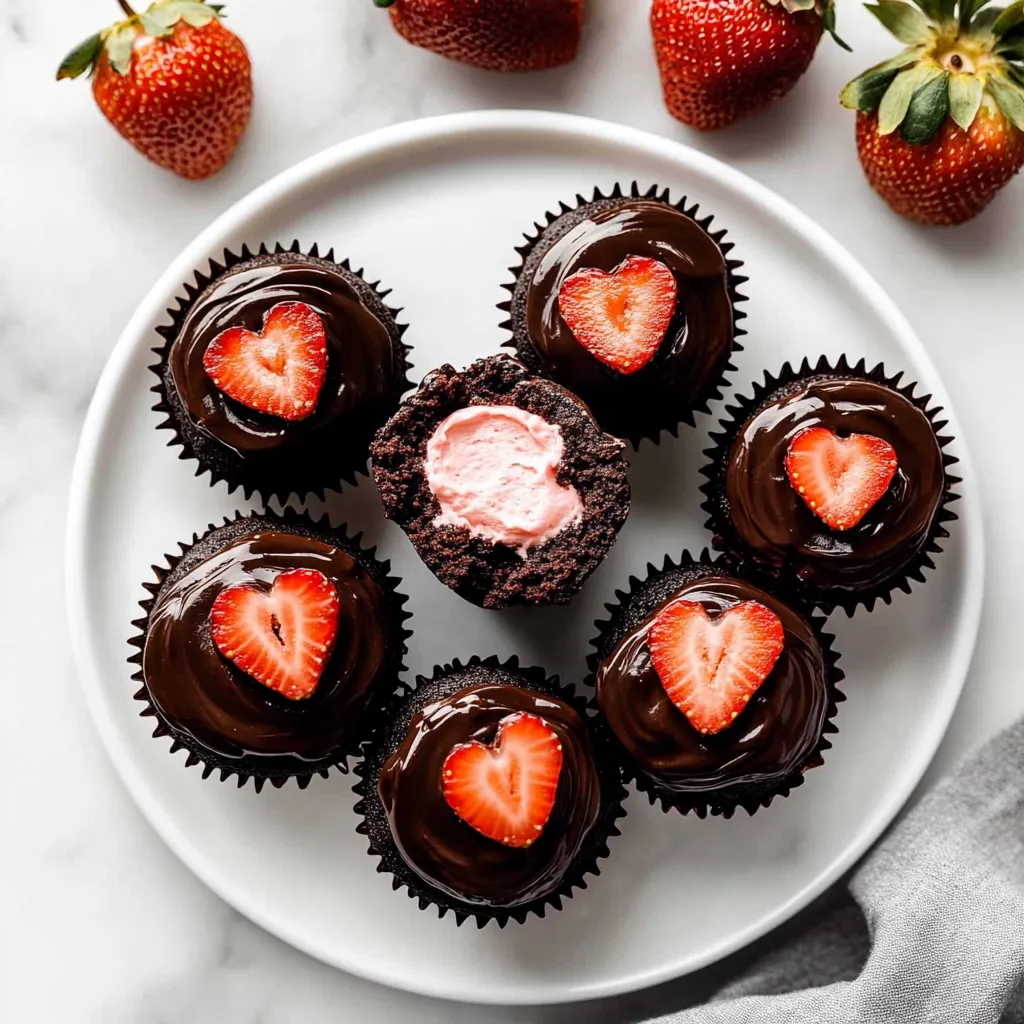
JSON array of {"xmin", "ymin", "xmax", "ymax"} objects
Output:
[
  {"xmin": 596, "ymin": 576, "xmax": 828, "ymax": 794},
  {"xmin": 143, "ymin": 523, "xmax": 390, "ymax": 766},
  {"xmin": 378, "ymin": 682, "xmax": 601, "ymax": 906},
  {"xmin": 724, "ymin": 376, "xmax": 945, "ymax": 591},
  {"xmin": 517, "ymin": 198, "xmax": 734, "ymax": 436},
  {"xmin": 169, "ymin": 254, "xmax": 397, "ymax": 457}
]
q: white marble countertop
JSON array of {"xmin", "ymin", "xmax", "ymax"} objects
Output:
[{"xmin": 3, "ymin": 0, "xmax": 1022, "ymax": 1020}]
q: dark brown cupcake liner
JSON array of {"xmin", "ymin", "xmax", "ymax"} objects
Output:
[
  {"xmin": 127, "ymin": 508, "xmax": 412, "ymax": 793},
  {"xmin": 352, "ymin": 654, "xmax": 628, "ymax": 928},
  {"xmin": 586, "ymin": 549, "xmax": 845, "ymax": 818},
  {"xmin": 699, "ymin": 354, "xmax": 960, "ymax": 617},
  {"xmin": 151, "ymin": 240, "xmax": 412, "ymax": 504},
  {"xmin": 499, "ymin": 181, "xmax": 748, "ymax": 448}
]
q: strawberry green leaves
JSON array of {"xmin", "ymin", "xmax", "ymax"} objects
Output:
[
  {"xmin": 841, "ymin": 47, "xmax": 925, "ymax": 110},
  {"xmin": 144, "ymin": 1, "xmax": 224, "ymax": 33},
  {"xmin": 845, "ymin": 0, "xmax": 1024, "ymax": 143},
  {"xmin": 993, "ymin": 0, "xmax": 1024, "ymax": 36},
  {"xmin": 988, "ymin": 73, "xmax": 1024, "ymax": 128},
  {"xmin": 57, "ymin": 33, "xmax": 104, "ymax": 80},
  {"xmin": 56, "ymin": 1, "xmax": 226, "ymax": 80},
  {"xmin": 866, "ymin": 1, "xmax": 934, "ymax": 44},
  {"xmin": 949, "ymin": 71, "xmax": 983, "ymax": 127},
  {"xmin": 878, "ymin": 63, "xmax": 942, "ymax": 133},
  {"xmin": 901, "ymin": 69, "xmax": 950, "ymax": 141}
]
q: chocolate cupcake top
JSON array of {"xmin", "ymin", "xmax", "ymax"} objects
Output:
[
  {"xmin": 157, "ymin": 246, "xmax": 409, "ymax": 498},
  {"xmin": 376, "ymin": 665, "xmax": 602, "ymax": 908},
  {"xmin": 138, "ymin": 514, "xmax": 408, "ymax": 779},
  {"xmin": 590, "ymin": 556, "xmax": 841, "ymax": 814},
  {"xmin": 508, "ymin": 187, "xmax": 741, "ymax": 443},
  {"xmin": 597, "ymin": 574, "xmax": 828, "ymax": 791},
  {"xmin": 370, "ymin": 355, "xmax": 631, "ymax": 608},
  {"xmin": 720, "ymin": 371, "xmax": 947, "ymax": 594}
]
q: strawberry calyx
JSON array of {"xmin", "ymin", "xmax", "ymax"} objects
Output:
[
  {"xmin": 766, "ymin": 0, "xmax": 851, "ymax": 49},
  {"xmin": 841, "ymin": 0, "xmax": 1024, "ymax": 143},
  {"xmin": 57, "ymin": 0, "xmax": 226, "ymax": 80}
]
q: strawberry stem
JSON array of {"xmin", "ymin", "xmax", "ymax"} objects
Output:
[{"xmin": 117, "ymin": 0, "xmax": 137, "ymax": 16}]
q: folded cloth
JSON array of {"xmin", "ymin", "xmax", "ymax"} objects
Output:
[{"xmin": 647, "ymin": 717, "xmax": 1024, "ymax": 1024}]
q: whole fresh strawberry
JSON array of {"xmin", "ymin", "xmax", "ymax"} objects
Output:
[
  {"xmin": 58, "ymin": 1, "xmax": 252, "ymax": 180},
  {"xmin": 651, "ymin": 0, "xmax": 847, "ymax": 130},
  {"xmin": 841, "ymin": 0, "xmax": 1024, "ymax": 225},
  {"xmin": 374, "ymin": 0, "xmax": 583, "ymax": 71}
]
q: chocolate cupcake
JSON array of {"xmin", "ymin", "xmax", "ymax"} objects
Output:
[
  {"xmin": 153, "ymin": 241, "xmax": 411, "ymax": 502},
  {"xmin": 128, "ymin": 510, "xmax": 411, "ymax": 790},
  {"xmin": 354, "ymin": 656, "xmax": 627, "ymax": 926},
  {"xmin": 700, "ymin": 356, "xmax": 959, "ymax": 615},
  {"xmin": 370, "ymin": 354, "xmax": 631, "ymax": 608},
  {"xmin": 502, "ymin": 183, "xmax": 746, "ymax": 446},
  {"xmin": 589, "ymin": 552, "xmax": 843, "ymax": 817}
]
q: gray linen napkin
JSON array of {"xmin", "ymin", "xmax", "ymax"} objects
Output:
[{"xmin": 647, "ymin": 717, "xmax": 1024, "ymax": 1024}]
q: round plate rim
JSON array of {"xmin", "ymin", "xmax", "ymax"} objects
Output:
[{"xmin": 64, "ymin": 110, "xmax": 985, "ymax": 1006}]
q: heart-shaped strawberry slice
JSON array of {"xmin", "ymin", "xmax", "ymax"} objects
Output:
[
  {"xmin": 557, "ymin": 255, "xmax": 678, "ymax": 375},
  {"xmin": 209, "ymin": 567, "xmax": 340, "ymax": 701},
  {"xmin": 649, "ymin": 599, "xmax": 785, "ymax": 735},
  {"xmin": 784, "ymin": 426, "xmax": 899, "ymax": 532},
  {"xmin": 202, "ymin": 301, "xmax": 328, "ymax": 421},
  {"xmin": 441, "ymin": 712, "xmax": 563, "ymax": 848}
]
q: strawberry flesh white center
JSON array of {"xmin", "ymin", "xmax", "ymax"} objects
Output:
[
  {"xmin": 441, "ymin": 712, "xmax": 563, "ymax": 848},
  {"xmin": 202, "ymin": 300, "xmax": 328, "ymax": 421},
  {"xmin": 784, "ymin": 426, "xmax": 899, "ymax": 532},
  {"xmin": 209, "ymin": 567, "xmax": 340, "ymax": 701},
  {"xmin": 557, "ymin": 255, "xmax": 678, "ymax": 375},
  {"xmin": 648, "ymin": 599, "xmax": 786, "ymax": 736}
]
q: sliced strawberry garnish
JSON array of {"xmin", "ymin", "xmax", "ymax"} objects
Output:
[
  {"xmin": 784, "ymin": 426, "xmax": 898, "ymax": 532},
  {"xmin": 441, "ymin": 712, "xmax": 563, "ymax": 848},
  {"xmin": 209, "ymin": 567, "xmax": 340, "ymax": 701},
  {"xmin": 649, "ymin": 599, "xmax": 785, "ymax": 735},
  {"xmin": 557, "ymin": 255, "xmax": 678, "ymax": 375},
  {"xmin": 202, "ymin": 301, "xmax": 328, "ymax": 421}
]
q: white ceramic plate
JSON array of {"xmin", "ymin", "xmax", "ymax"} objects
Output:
[{"xmin": 66, "ymin": 111, "xmax": 983, "ymax": 1005}]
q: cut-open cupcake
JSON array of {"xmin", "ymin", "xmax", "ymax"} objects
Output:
[{"xmin": 370, "ymin": 354, "xmax": 631, "ymax": 608}]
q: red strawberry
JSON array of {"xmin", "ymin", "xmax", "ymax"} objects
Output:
[
  {"xmin": 442, "ymin": 712, "xmax": 563, "ymax": 848},
  {"xmin": 58, "ymin": 2, "xmax": 252, "ymax": 181},
  {"xmin": 375, "ymin": 0, "xmax": 583, "ymax": 72},
  {"xmin": 649, "ymin": 600, "xmax": 785, "ymax": 736},
  {"xmin": 558, "ymin": 256, "xmax": 678, "ymax": 375},
  {"xmin": 841, "ymin": 1, "xmax": 1024, "ymax": 226},
  {"xmin": 202, "ymin": 302, "xmax": 328, "ymax": 421},
  {"xmin": 784, "ymin": 427, "xmax": 898, "ymax": 532},
  {"xmin": 209, "ymin": 568, "xmax": 340, "ymax": 701},
  {"xmin": 651, "ymin": 0, "xmax": 846, "ymax": 131}
]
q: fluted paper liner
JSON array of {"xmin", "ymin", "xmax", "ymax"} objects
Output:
[{"xmin": 127, "ymin": 509, "xmax": 412, "ymax": 793}]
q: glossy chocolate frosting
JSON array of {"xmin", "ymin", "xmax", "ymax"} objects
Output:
[
  {"xmin": 596, "ymin": 574, "xmax": 829, "ymax": 796},
  {"xmin": 169, "ymin": 254, "xmax": 398, "ymax": 458},
  {"xmin": 378, "ymin": 682, "xmax": 601, "ymax": 907},
  {"xmin": 516, "ymin": 197, "xmax": 734, "ymax": 438},
  {"xmin": 724, "ymin": 376, "xmax": 945, "ymax": 592},
  {"xmin": 143, "ymin": 522, "xmax": 391, "ymax": 769}
]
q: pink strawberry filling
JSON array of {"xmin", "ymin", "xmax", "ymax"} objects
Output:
[{"xmin": 424, "ymin": 405, "xmax": 583, "ymax": 557}]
